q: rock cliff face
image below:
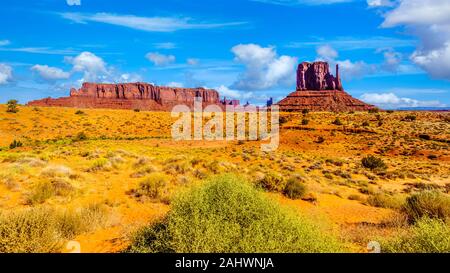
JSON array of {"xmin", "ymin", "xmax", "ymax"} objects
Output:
[
  {"xmin": 28, "ymin": 82, "xmax": 220, "ymax": 111},
  {"xmin": 277, "ymin": 61, "xmax": 376, "ymax": 112}
]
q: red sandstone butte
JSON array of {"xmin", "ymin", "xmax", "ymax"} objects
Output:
[
  {"xmin": 27, "ymin": 82, "xmax": 221, "ymax": 111},
  {"xmin": 277, "ymin": 61, "xmax": 376, "ymax": 112}
]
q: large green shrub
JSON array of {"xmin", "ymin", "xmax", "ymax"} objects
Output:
[
  {"xmin": 361, "ymin": 155, "xmax": 387, "ymax": 171},
  {"xmin": 127, "ymin": 174, "xmax": 344, "ymax": 253},
  {"xmin": 403, "ymin": 191, "xmax": 450, "ymax": 222},
  {"xmin": 382, "ymin": 217, "xmax": 450, "ymax": 253}
]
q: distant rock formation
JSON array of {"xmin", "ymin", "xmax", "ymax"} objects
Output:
[
  {"xmin": 277, "ymin": 61, "xmax": 376, "ymax": 112},
  {"xmin": 28, "ymin": 82, "xmax": 221, "ymax": 111}
]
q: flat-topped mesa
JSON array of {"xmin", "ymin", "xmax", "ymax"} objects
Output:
[
  {"xmin": 296, "ymin": 61, "xmax": 343, "ymax": 91},
  {"xmin": 28, "ymin": 82, "xmax": 221, "ymax": 111}
]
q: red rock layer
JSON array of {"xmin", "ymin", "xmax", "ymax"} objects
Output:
[
  {"xmin": 297, "ymin": 61, "xmax": 343, "ymax": 91},
  {"xmin": 277, "ymin": 90, "xmax": 376, "ymax": 112},
  {"xmin": 28, "ymin": 82, "xmax": 221, "ymax": 111}
]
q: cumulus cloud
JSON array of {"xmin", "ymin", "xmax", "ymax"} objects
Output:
[
  {"xmin": 66, "ymin": 0, "xmax": 81, "ymax": 6},
  {"xmin": 146, "ymin": 52, "xmax": 176, "ymax": 66},
  {"xmin": 31, "ymin": 64, "xmax": 70, "ymax": 80},
  {"xmin": 0, "ymin": 63, "xmax": 13, "ymax": 85},
  {"xmin": 65, "ymin": 51, "xmax": 108, "ymax": 82},
  {"xmin": 253, "ymin": 0, "xmax": 357, "ymax": 5},
  {"xmin": 215, "ymin": 85, "xmax": 256, "ymax": 100},
  {"xmin": 360, "ymin": 92, "xmax": 446, "ymax": 108},
  {"xmin": 378, "ymin": 0, "xmax": 450, "ymax": 80},
  {"xmin": 316, "ymin": 45, "xmax": 338, "ymax": 61},
  {"xmin": 379, "ymin": 48, "xmax": 403, "ymax": 71},
  {"xmin": 316, "ymin": 45, "xmax": 374, "ymax": 79},
  {"xmin": 231, "ymin": 43, "xmax": 297, "ymax": 90}
]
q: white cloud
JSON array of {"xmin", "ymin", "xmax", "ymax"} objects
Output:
[
  {"xmin": 146, "ymin": 52, "xmax": 176, "ymax": 66},
  {"xmin": 316, "ymin": 45, "xmax": 338, "ymax": 61},
  {"xmin": 252, "ymin": 0, "xmax": 357, "ymax": 5},
  {"xmin": 0, "ymin": 63, "xmax": 13, "ymax": 85},
  {"xmin": 378, "ymin": 0, "xmax": 450, "ymax": 80},
  {"xmin": 65, "ymin": 51, "xmax": 108, "ymax": 82},
  {"xmin": 153, "ymin": 42, "xmax": 177, "ymax": 49},
  {"xmin": 378, "ymin": 48, "xmax": 402, "ymax": 72},
  {"xmin": 0, "ymin": 40, "xmax": 10, "ymax": 46},
  {"xmin": 66, "ymin": 0, "xmax": 81, "ymax": 6},
  {"xmin": 187, "ymin": 58, "xmax": 199, "ymax": 66},
  {"xmin": 286, "ymin": 36, "xmax": 415, "ymax": 50},
  {"xmin": 60, "ymin": 12, "xmax": 246, "ymax": 32},
  {"xmin": 367, "ymin": 0, "xmax": 395, "ymax": 7},
  {"xmin": 117, "ymin": 73, "xmax": 143, "ymax": 83},
  {"xmin": 315, "ymin": 45, "xmax": 374, "ymax": 79},
  {"xmin": 215, "ymin": 85, "xmax": 255, "ymax": 100},
  {"xmin": 166, "ymin": 82, "xmax": 184, "ymax": 88},
  {"xmin": 31, "ymin": 64, "xmax": 70, "ymax": 80},
  {"xmin": 231, "ymin": 43, "xmax": 297, "ymax": 90},
  {"xmin": 360, "ymin": 92, "xmax": 446, "ymax": 108}
]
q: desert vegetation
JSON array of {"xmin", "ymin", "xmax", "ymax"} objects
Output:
[{"xmin": 0, "ymin": 105, "xmax": 448, "ymax": 253}]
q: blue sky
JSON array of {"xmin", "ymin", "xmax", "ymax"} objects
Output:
[{"xmin": 0, "ymin": 0, "xmax": 449, "ymax": 108}]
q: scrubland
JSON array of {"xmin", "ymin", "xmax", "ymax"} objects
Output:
[{"xmin": 0, "ymin": 105, "xmax": 449, "ymax": 253}]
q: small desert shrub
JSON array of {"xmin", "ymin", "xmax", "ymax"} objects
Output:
[
  {"xmin": 381, "ymin": 217, "xmax": 450, "ymax": 253},
  {"xmin": 418, "ymin": 134, "xmax": 431, "ymax": 140},
  {"xmin": 348, "ymin": 194, "xmax": 363, "ymax": 201},
  {"xmin": 367, "ymin": 192, "xmax": 403, "ymax": 209},
  {"xmin": 134, "ymin": 109, "xmax": 141, "ymax": 112},
  {"xmin": 257, "ymin": 171, "xmax": 285, "ymax": 192},
  {"xmin": 283, "ymin": 178, "xmax": 307, "ymax": 199},
  {"xmin": 368, "ymin": 108, "xmax": 379, "ymax": 113},
  {"xmin": 301, "ymin": 119, "xmax": 309, "ymax": 125},
  {"xmin": 403, "ymin": 115, "xmax": 417, "ymax": 122},
  {"xmin": 6, "ymin": 99, "xmax": 19, "ymax": 113},
  {"xmin": 332, "ymin": 118, "xmax": 343, "ymax": 126},
  {"xmin": 75, "ymin": 110, "xmax": 85, "ymax": 115},
  {"xmin": 403, "ymin": 191, "xmax": 450, "ymax": 222},
  {"xmin": 128, "ymin": 173, "xmax": 169, "ymax": 201},
  {"xmin": 361, "ymin": 155, "xmax": 387, "ymax": 171},
  {"xmin": 88, "ymin": 158, "xmax": 112, "ymax": 172},
  {"xmin": 302, "ymin": 109, "xmax": 310, "ymax": 115},
  {"xmin": 127, "ymin": 174, "xmax": 343, "ymax": 253},
  {"xmin": 41, "ymin": 165, "xmax": 73, "ymax": 178},
  {"xmin": 316, "ymin": 136, "xmax": 325, "ymax": 144},
  {"xmin": 0, "ymin": 204, "xmax": 109, "ymax": 253},
  {"xmin": 362, "ymin": 121, "xmax": 370, "ymax": 127},
  {"xmin": 279, "ymin": 116, "xmax": 289, "ymax": 125},
  {"xmin": 26, "ymin": 182, "xmax": 56, "ymax": 205},
  {"xmin": 9, "ymin": 140, "xmax": 23, "ymax": 149},
  {"xmin": 73, "ymin": 132, "xmax": 88, "ymax": 142}
]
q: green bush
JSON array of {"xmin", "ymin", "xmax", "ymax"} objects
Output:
[
  {"xmin": 283, "ymin": 178, "xmax": 307, "ymax": 199},
  {"xmin": 9, "ymin": 140, "xmax": 23, "ymax": 149},
  {"xmin": 332, "ymin": 118, "xmax": 343, "ymax": 125},
  {"xmin": 127, "ymin": 174, "xmax": 344, "ymax": 253},
  {"xmin": 129, "ymin": 173, "xmax": 168, "ymax": 201},
  {"xmin": 403, "ymin": 115, "xmax": 416, "ymax": 121},
  {"xmin": 257, "ymin": 171, "xmax": 285, "ymax": 192},
  {"xmin": 382, "ymin": 217, "xmax": 450, "ymax": 253},
  {"xmin": 403, "ymin": 191, "xmax": 450, "ymax": 222},
  {"xmin": 367, "ymin": 192, "xmax": 403, "ymax": 209},
  {"xmin": 361, "ymin": 155, "xmax": 387, "ymax": 171},
  {"xmin": 6, "ymin": 99, "xmax": 19, "ymax": 113},
  {"xmin": 301, "ymin": 119, "xmax": 309, "ymax": 125},
  {"xmin": 75, "ymin": 110, "xmax": 85, "ymax": 115}
]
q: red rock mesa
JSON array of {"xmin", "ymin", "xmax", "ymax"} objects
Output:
[
  {"xmin": 27, "ymin": 82, "xmax": 221, "ymax": 111},
  {"xmin": 277, "ymin": 61, "xmax": 376, "ymax": 112}
]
